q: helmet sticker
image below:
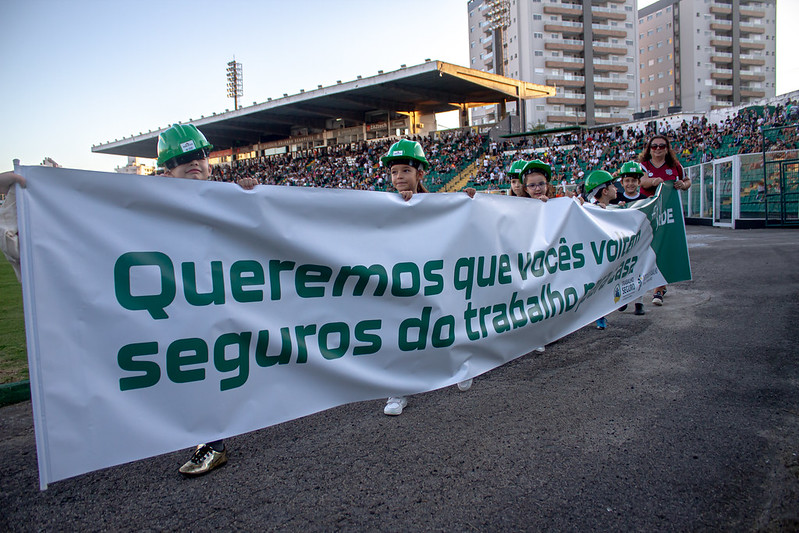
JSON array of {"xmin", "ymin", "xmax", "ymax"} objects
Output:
[
  {"xmin": 392, "ymin": 150, "xmax": 403, "ymax": 156},
  {"xmin": 180, "ymin": 140, "xmax": 197, "ymax": 153}
]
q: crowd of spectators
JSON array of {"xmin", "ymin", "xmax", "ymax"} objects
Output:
[
  {"xmin": 468, "ymin": 98, "xmax": 798, "ymax": 191},
  {"xmin": 210, "ymin": 129, "xmax": 487, "ymax": 192},
  {"xmin": 207, "ymin": 99, "xmax": 797, "ymax": 194},
  {"xmin": 661, "ymin": 102, "xmax": 799, "ymax": 165}
]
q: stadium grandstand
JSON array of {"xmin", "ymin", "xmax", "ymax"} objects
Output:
[
  {"xmin": 93, "ymin": 60, "xmax": 553, "ymax": 166},
  {"xmin": 93, "ymin": 60, "xmax": 798, "ymax": 226}
]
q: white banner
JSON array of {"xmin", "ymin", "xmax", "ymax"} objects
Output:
[{"xmin": 16, "ymin": 166, "xmax": 687, "ymax": 488}]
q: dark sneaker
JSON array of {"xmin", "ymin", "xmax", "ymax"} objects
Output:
[
  {"xmin": 179, "ymin": 444, "xmax": 227, "ymax": 476},
  {"xmin": 634, "ymin": 303, "xmax": 645, "ymax": 315},
  {"xmin": 652, "ymin": 292, "xmax": 663, "ymax": 306},
  {"xmin": 618, "ymin": 304, "xmax": 628, "ymax": 312}
]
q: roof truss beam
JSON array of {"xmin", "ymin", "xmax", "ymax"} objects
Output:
[{"xmin": 291, "ymin": 103, "xmax": 365, "ymax": 123}]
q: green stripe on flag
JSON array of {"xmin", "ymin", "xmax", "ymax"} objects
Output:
[{"xmin": 640, "ymin": 185, "xmax": 692, "ymax": 283}]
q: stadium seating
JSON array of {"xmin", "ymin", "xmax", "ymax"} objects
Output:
[{"xmin": 209, "ymin": 99, "xmax": 798, "ymax": 196}]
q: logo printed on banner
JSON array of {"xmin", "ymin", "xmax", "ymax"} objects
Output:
[{"xmin": 620, "ymin": 276, "xmax": 638, "ymax": 300}]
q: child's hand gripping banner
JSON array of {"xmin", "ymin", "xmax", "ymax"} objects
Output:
[{"xmin": 15, "ymin": 166, "xmax": 690, "ymax": 489}]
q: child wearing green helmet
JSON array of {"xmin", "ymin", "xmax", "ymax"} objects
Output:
[
  {"xmin": 519, "ymin": 159, "xmax": 552, "ymax": 202},
  {"xmin": 583, "ymin": 169, "xmax": 619, "ymax": 330},
  {"xmin": 517, "ymin": 159, "xmax": 553, "ymax": 352},
  {"xmin": 2, "ymin": 126, "xmax": 230, "ymax": 477},
  {"xmin": 610, "ymin": 161, "xmax": 647, "ymax": 207},
  {"xmin": 380, "ymin": 138, "xmax": 430, "ymax": 201},
  {"xmin": 157, "ymin": 124, "xmax": 214, "ymax": 180},
  {"xmin": 155, "ymin": 123, "xmax": 241, "ymax": 477},
  {"xmin": 582, "ymin": 169, "xmax": 617, "ymax": 207},
  {"xmin": 506, "ymin": 159, "xmax": 527, "ymax": 197},
  {"xmin": 379, "ymin": 139, "xmax": 474, "ymax": 415},
  {"xmin": 610, "ymin": 162, "xmax": 646, "ymax": 316}
]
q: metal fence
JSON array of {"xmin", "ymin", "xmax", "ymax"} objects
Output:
[{"xmin": 682, "ymin": 149, "xmax": 799, "ymax": 228}]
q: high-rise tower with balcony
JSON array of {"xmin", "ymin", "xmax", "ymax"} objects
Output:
[
  {"xmin": 639, "ymin": 0, "xmax": 776, "ymax": 113},
  {"xmin": 467, "ymin": 0, "xmax": 640, "ymax": 128}
]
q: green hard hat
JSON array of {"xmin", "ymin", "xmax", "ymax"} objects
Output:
[
  {"xmin": 157, "ymin": 124, "xmax": 213, "ymax": 168},
  {"xmin": 584, "ymin": 169, "xmax": 615, "ymax": 194},
  {"xmin": 507, "ymin": 160, "xmax": 528, "ymax": 179},
  {"xmin": 521, "ymin": 159, "xmax": 551, "ymax": 180},
  {"xmin": 618, "ymin": 161, "xmax": 644, "ymax": 177},
  {"xmin": 381, "ymin": 139, "xmax": 429, "ymax": 170}
]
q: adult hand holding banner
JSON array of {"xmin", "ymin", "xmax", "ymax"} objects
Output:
[{"xmin": 16, "ymin": 165, "xmax": 690, "ymax": 489}]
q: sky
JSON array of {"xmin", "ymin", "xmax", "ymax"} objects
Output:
[{"xmin": 0, "ymin": 0, "xmax": 796, "ymax": 173}]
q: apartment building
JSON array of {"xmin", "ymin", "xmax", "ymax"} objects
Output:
[
  {"xmin": 467, "ymin": 0, "xmax": 640, "ymax": 128},
  {"xmin": 639, "ymin": 0, "xmax": 776, "ymax": 114}
]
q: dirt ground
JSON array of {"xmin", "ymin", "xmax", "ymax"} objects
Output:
[{"xmin": 1, "ymin": 226, "xmax": 798, "ymax": 531}]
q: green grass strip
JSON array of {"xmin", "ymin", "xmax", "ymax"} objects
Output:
[{"xmin": 0, "ymin": 254, "xmax": 28, "ymax": 384}]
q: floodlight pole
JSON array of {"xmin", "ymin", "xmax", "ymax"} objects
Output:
[{"xmin": 226, "ymin": 58, "xmax": 243, "ymax": 110}]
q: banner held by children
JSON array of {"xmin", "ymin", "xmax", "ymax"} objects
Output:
[{"xmin": 16, "ymin": 165, "xmax": 690, "ymax": 489}]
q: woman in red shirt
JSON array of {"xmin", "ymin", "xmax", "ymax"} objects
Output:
[
  {"xmin": 638, "ymin": 135, "xmax": 690, "ymax": 198},
  {"xmin": 638, "ymin": 135, "xmax": 691, "ymax": 306}
]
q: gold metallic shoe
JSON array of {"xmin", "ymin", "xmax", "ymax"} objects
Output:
[{"xmin": 179, "ymin": 444, "xmax": 227, "ymax": 476}]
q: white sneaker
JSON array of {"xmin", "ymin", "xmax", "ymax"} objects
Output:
[
  {"xmin": 456, "ymin": 378, "xmax": 473, "ymax": 391},
  {"xmin": 535, "ymin": 346, "xmax": 546, "ymax": 353},
  {"xmin": 384, "ymin": 396, "xmax": 407, "ymax": 415}
]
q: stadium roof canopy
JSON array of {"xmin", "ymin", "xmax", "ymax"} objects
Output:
[{"xmin": 92, "ymin": 60, "xmax": 555, "ymax": 160}]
